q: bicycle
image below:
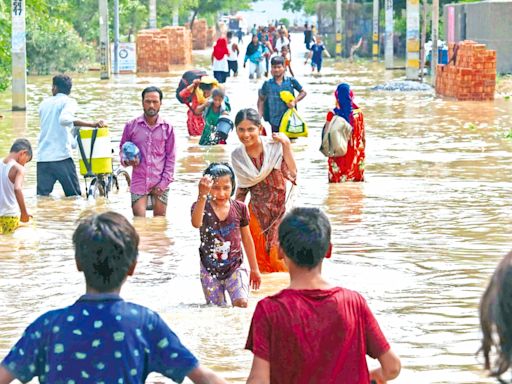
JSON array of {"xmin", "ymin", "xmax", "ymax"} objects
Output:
[{"xmin": 76, "ymin": 127, "xmax": 131, "ymax": 199}]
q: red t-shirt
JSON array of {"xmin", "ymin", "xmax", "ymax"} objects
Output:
[{"xmin": 245, "ymin": 287, "xmax": 390, "ymax": 384}]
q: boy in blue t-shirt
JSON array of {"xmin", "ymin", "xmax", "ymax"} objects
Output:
[
  {"xmin": 305, "ymin": 36, "xmax": 331, "ymax": 73},
  {"xmin": 0, "ymin": 212, "xmax": 226, "ymax": 384}
]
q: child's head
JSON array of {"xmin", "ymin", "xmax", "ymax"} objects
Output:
[
  {"xmin": 278, "ymin": 207, "xmax": 331, "ymax": 270},
  {"xmin": 281, "ymin": 45, "xmax": 289, "ymax": 57},
  {"xmin": 203, "ymin": 162, "xmax": 236, "ymax": 198},
  {"xmin": 73, "ymin": 212, "xmax": 139, "ymax": 292},
  {"xmin": 315, "ymin": 35, "xmax": 322, "ymax": 44},
  {"xmin": 211, "ymin": 88, "xmax": 225, "ymax": 109},
  {"xmin": 199, "ymin": 76, "xmax": 217, "ymax": 99},
  {"xmin": 480, "ymin": 250, "xmax": 512, "ymax": 378},
  {"xmin": 235, "ymin": 108, "xmax": 264, "ymax": 145},
  {"xmin": 9, "ymin": 138, "xmax": 32, "ymax": 165}
]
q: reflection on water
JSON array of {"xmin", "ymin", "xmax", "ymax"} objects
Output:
[{"xmin": 1, "ymin": 34, "xmax": 512, "ymax": 383}]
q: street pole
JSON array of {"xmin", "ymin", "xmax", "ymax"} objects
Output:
[
  {"xmin": 149, "ymin": 0, "xmax": 157, "ymax": 29},
  {"xmin": 11, "ymin": 0, "xmax": 27, "ymax": 111},
  {"xmin": 372, "ymin": 0, "xmax": 379, "ymax": 61},
  {"xmin": 113, "ymin": 0, "xmax": 119, "ymax": 74},
  {"xmin": 431, "ymin": 0, "xmax": 439, "ymax": 85},
  {"xmin": 406, "ymin": 0, "xmax": 420, "ymax": 80},
  {"xmin": 384, "ymin": 0, "xmax": 394, "ymax": 69},
  {"xmin": 336, "ymin": 0, "xmax": 343, "ymax": 59},
  {"xmin": 173, "ymin": 1, "xmax": 179, "ymax": 26},
  {"xmin": 99, "ymin": 0, "xmax": 110, "ymax": 79},
  {"xmin": 420, "ymin": 0, "xmax": 428, "ymax": 82}
]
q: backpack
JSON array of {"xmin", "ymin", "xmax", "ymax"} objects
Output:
[
  {"xmin": 319, "ymin": 115, "xmax": 353, "ymax": 157},
  {"xmin": 176, "ymin": 69, "xmax": 207, "ymax": 104}
]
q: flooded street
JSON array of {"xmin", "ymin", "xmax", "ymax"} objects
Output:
[{"xmin": 1, "ymin": 34, "xmax": 512, "ymax": 383}]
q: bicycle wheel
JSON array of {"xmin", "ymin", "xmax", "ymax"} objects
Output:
[
  {"xmin": 112, "ymin": 168, "xmax": 131, "ymax": 193},
  {"xmin": 87, "ymin": 178, "xmax": 106, "ymax": 199}
]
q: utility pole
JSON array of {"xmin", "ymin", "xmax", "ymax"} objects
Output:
[
  {"xmin": 173, "ymin": 1, "xmax": 179, "ymax": 26},
  {"xmin": 113, "ymin": 0, "xmax": 120, "ymax": 74},
  {"xmin": 336, "ymin": 0, "xmax": 343, "ymax": 59},
  {"xmin": 420, "ymin": 0, "xmax": 428, "ymax": 82},
  {"xmin": 149, "ymin": 0, "xmax": 157, "ymax": 29},
  {"xmin": 431, "ymin": 0, "xmax": 439, "ymax": 85},
  {"xmin": 99, "ymin": 0, "xmax": 110, "ymax": 79},
  {"xmin": 11, "ymin": 0, "xmax": 27, "ymax": 111},
  {"xmin": 372, "ymin": 0, "xmax": 379, "ymax": 61},
  {"xmin": 384, "ymin": 0, "xmax": 394, "ymax": 68},
  {"xmin": 406, "ymin": 0, "xmax": 420, "ymax": 80}
]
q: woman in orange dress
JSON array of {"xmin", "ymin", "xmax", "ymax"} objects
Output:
[
  {"xmin": 327, "ymin": 83, "xmax": 366, "ymax": 182},
  {"xmin": 231, "ymin": 108, "xmax": 297, "ymax": 273}
]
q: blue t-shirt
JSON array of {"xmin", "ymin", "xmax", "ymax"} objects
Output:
[
  {"xmin": 311, "ymin": 43, "xmax": 325, "ymax": 63},
  {"xmin": 1, "ymin": 294, "xmax": 198, "ymax": 383},
  {"xmin": 259, "ymin": 77, "xmax": 303, "ymax": 128}
]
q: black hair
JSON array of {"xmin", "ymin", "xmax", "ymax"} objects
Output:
[
  {"xmin": 227, "ymin": 31, "xmax": 233, "ymax": 39},
  {"xmin": 141, "ymin": 86, "xmax": 163, "ymax": 101},
  {"xmin": 53, "ymin": 74, "xmax": 72, "ymax": 95},
  {"xmin": 212, "ymin": 88, "xmax": 225, "ymax": 99},
  {"xmin": 234, "ymin": 108, "xmax": 261, "ymax": 127},
  {"xmin": 271, "ymin": 56, "xmax": 285, "ymax": 66},
  {"xmin": 10, "ymin": 138, "xmax": 32, "ymax": 159},
  {"xmin": 278, "ymin": 207, "xmax": 331, "ymax": 269},
  {"xmin": 73, "ymin": 212, "xmax": 139, "ymax": 292},
  {"xmin": 480, "ymin": 250, "xmax": 512, "ymax": 378},
  {"xmin": 199, "ymin": 83, "xmax": 213, "ymax": 92},
  {"xmin": 203, "ymin": 162, "xmax": 236, "ymax": 196}
]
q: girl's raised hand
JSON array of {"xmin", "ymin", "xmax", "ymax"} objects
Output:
[
  {"xmin": 198, "ymin": 175, "xmax": 214, "ymax": 198},
  {"xmin": 271, "ymin": 132, "xmax": 290, "ymax": 145}
]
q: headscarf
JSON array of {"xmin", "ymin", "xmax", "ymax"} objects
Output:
[
  {"xmin": 213, "ymin": 38, "xmax": 229, "ymax": 60},
  {"xmin": 246, "ymin": 37, "xmax": 260, "ymax": 57},
  {"xmin": 333, "ymin": 83, "xmax": 357, "ymax": 125}
]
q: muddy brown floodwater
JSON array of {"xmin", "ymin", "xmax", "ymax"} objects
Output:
[{"xmin": 1, "ymin": 34, "xmax": 512, "ymax": 383}]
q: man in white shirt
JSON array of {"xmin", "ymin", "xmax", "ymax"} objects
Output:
[
  {"xmin": 274, "ymin": 29, "xmax": 290, "ymax": 55},
  {"xmin": 37, "ymin": 75, "xmax": 105, "ymax": 197}
]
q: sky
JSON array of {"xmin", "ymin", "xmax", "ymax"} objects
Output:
[{"xmin": 236, "ymin": 0, "xmax": 315, "ymax": 29}]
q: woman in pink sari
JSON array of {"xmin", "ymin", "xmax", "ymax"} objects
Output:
[{"xmin": 327, "ymin": 83, "xmax": 366, "ymax": 182}]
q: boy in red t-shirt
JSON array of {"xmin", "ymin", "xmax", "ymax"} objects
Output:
[{"xmin": 245, "ymin": 207, "xmax": 401, "ymax": 384}]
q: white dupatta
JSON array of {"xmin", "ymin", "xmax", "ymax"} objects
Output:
[{"xmin": 231, "ymin": 136, "xmax": 283, "ymax": 188}]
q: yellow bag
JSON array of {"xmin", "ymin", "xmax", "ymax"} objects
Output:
[{"xmin": 279, "ymin": 91, "xmax": 308, "ymax": 138}]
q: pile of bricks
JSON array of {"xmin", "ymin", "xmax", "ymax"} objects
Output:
[
  {"xmin": 186, "ymin": 19, "xmax": 208, "ymax": 50},
  {"xmin": 436, "ymin": 40, "xmax": 496, "ymax": 101},
  {"xmin": 136, "ymin": 26, "xmax": 192, "ymax": 72},
  {"xmin": 161, "ymin": 26, "xmax": 192, "ymax": 65}
]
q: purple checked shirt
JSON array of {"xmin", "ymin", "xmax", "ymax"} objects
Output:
[{"xmin": 120, "ymin": 114, "xmax": 176, "ymax": 195}]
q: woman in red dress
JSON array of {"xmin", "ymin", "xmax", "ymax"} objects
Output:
[{"xmin": 327, "ymin": 83, "xmax": 366, "ymax": 182}]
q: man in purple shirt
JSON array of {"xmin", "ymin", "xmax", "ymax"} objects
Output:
[{"xmin": 120, "ymin": 86, "xmax": 176, "ymax": 217}]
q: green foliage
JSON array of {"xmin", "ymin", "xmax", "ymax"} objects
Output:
[
  {"xmin": 26, "ymin": 18, "xmax": 94, "ymax": 75},
  {"xmin": 0, "ymin": 1, "xmax": 10, "ymax": 91},
  {"xmin": 279, "ymin": 18, "xmax": 290, "ymax": 28}
]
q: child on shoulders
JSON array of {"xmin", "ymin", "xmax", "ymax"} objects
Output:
[
  {"xmin": 191, "ymin": 162, "xmax": 261, "ymax": 307},
  {"xmin": 245, "ymin": 207, "xmax": 401, "ymax": 384},
  {"xmin": 0, "ymin": 211, "xmax": 227, "ymax": 384},
  {"xmin": 0, "ymin": 139, "xmax": 32, "ymax": 234}
]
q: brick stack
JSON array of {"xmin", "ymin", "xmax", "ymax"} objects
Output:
[
  {"xmin": 136, "ymin": 26, "xmax": 193, "ymax": 72},
  {"xmin": 186, "ymin": 19, "xmax": 208, "ymax": 50},
  {"xmin": 436, "ymin": 40, "xmax": 496, "ymax": 101},
  {"xmin": 161, "ymin": 26, "xmax": 192, "ymax": 65},
  {"xmin": 136, "ymin": 30, "xmax": 171, "ymax": 72}
]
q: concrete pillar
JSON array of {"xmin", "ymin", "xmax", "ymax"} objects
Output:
[
  {"xmin": 149, "ymin": 0, "xmax": 157, "ymax": 29},
  {"xmin": 11, "ymin": 0, "xmax": 27, "ymax": 111},
  {"xmin": 406, "ymin": 0, "xmax": 420, "ymax": 79},
  {"xmin": 336, "ymin": 0, "xmax": 343, "ymax": 59},
  {"xmin": 372, "ymin": 0, "xmax": 379, "ymax": 61},
  {"xmin": 113, "ymin": 0, "xmax": 119, "ymax": 74},
  {"xmin": 385, "ymin": 0, "xmax": 394, "ymax": 68},
  {"xmin": 99, "ymin": 0, "xmax": 110, "ymax": 79},
  {"xmin": 173, "ymin": 1, "xmax": 179, "ymax": 26},
  {"xmin": 431, "ymin": 0, "xmax": 439, "ymax": 85}
]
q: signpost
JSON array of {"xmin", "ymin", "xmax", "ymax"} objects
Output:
[
  {"xmin": 149, "ymin": 0, "xmax": 157, "ymax": 29},
  {"xmin": 111, "ymin": 43, "xmax": 136, "ymax": 73},
  {"xmin": 11, "ymin": 0, "xmax": 27, "ymax": 111}
]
